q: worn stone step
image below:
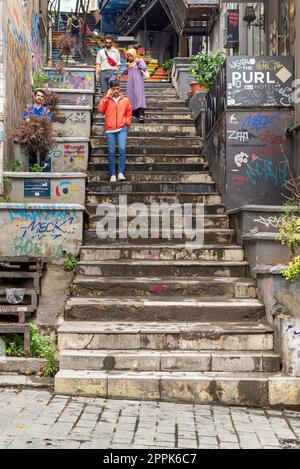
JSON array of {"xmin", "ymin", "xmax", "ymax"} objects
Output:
[
  {"xmin": 84, "ymin": 228, "xmax": 235, "ymax": 246},
  {"xmin": 86, "ymin": 192, "xmax": 222, "ymax": 206},
  {"xmin": 94, "ymin": 113, "xmax": 192, "ymax": 121},
  {"xmin": 80, "ymin": 245, "xmax": 244, "ymax": 262},
  {"xmin": 77, "ymin": 260, "xmax": 248, "ymax": 278},
  {"xmin": 87, "ymin": 181, "xmax": 215, "ymax": 194},
  {"xmin": 95, "ymin": 90, "xmax": 178, "ymax": 98},
  {"xmin": 88, "ymin": 163, "xmax": 206, "ymax": 173},
  {"xmin": 72, "ymin": 276, "xmax": 257, "ymax": 299},
  {"xmin": 55, "ymin": 370, "xmax": 294, "ymax": 406},
  {"xmin": 92, "ymin": 124, "xmax": 198, "ymax": 137},
  {"xmin": 86, "ymin": 204, "xmax": 226, "ymax": 217},
  {"xmin": 59, "ymin": 349, "xmax": 280, "ymax": 373},
  {"xmin": 91, "ymin": 147, "xmax": 202, "ymax": 156},
  {"xmin": 88, "ymin": 171, "xmax": 213, "ymax": 184},
  {"xmin": 58, "ymin": 321, "xmax": 274, "ymax": 352},
  {"xmin": 91, "ymin": 137, "xmax": 202, "ymax": 148},
  {"xmin": 87, "ymin": 214, "xmax": 229, "ymax": 230},
  {"xmin": 65, "ymin": 297, "xmax": 265, "ymax": 322},
  {"xmin": 90, "ymin": 155, "xmax": 205, "ymax": 164}
]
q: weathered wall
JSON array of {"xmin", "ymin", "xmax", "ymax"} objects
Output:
[{"xmin": 3, "ymin": 0, "xmax": 46, "ymax": 167}]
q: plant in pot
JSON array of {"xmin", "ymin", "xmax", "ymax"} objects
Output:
[{"xmin": 189, "ymin": 49, "xmax": 226, "ymax": 95}]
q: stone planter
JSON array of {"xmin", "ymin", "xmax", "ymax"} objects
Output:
[
  {"xmin": 0, "ymin": 203, "xmax": 85, "ymax": 264},
  {"xmin": 4, "ymin": 172, "xmax": 87, "ymax": 205},
  {"xmin": 14, "ymin": 138, "xmax": 89, "ymax": 173},
  {"xmin": 53, "ymin": 106, "xmax": 92, "ymax": 139},
  {"xmin": 43, "ymin": 67, "xmax": 95, "ymax": 91}
]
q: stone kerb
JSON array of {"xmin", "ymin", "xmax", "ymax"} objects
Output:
[{"xmin": 0, "ymin": 203, "xmax": 85, "ymax": 265}]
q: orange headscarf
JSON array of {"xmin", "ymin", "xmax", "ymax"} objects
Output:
[{"xmin": 127, "ymin": 48, "xmax": 139, "ymax": 68}]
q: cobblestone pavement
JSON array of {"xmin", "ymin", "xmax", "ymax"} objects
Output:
[{"xmin": 0, "ymin": 389, "xmax": 300, "ymax": 449}]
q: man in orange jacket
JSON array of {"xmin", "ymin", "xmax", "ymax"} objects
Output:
[{"xmin": 98, "ymin": 80, "xmax": 132, "ymax": 182}]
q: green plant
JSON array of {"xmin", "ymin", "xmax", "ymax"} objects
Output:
[
  {"xmin": 14, "ymin": 117, "xmax": 54, "ymax": 166},
  {"xmin": 64, "ymin": 253, "xmax": 78, "ymax": 272},
  {"xmin": 282, "ymin": 256, "xmax": 300, "ymax": 282},
  {"xmin": 11, "ymin": 159, "xmax": 21, "ymax": 172},
  {"xmin": 29, "ymin": 163, "xmax": 44, "ymax": 173},
  {"xmin": 162, "ymin": 58, "xmax": 174, "ymax": 75},
  {"xmin": 0, "ymin": 176, "xmax": 11, "ymax": 202},
  {"xmin": 189, "ymin": 49, "xmax": 226, "ymax": 89},
  {"xmin": 33, "ymin": 70, "xmax": 49, "ymax": 90},
  {"xmin": 0, "ymin": 324, "xmax": 59, "ymax": 377}
]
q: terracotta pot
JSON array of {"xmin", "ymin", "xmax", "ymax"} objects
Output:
[{"xmin": 190, "ymin": 82, "xmax": 207, "ymax": 95}]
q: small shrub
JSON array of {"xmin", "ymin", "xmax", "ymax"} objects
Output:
[
  {"xmin": 33, "ymin": 70, "xmax": 49, "ymax": 90},
  {"xmin": 282, "ymin": 256, "xmax": 300, "ymax": 282},
  {"xmin": 11, "ymin": 160, "xmax": 21, "ymax": 172},
  {"xmin": 0, "ymin": 176, "xmax": 11, "ymax": 202},
  {"xmin": 14, "ymin": 117, "xmax": 54, "ymax": 165},
  {"xmin": 43, "ymin": 90, "xmax": 60, "ymax": 117},
  {"xmin": 58, "ymin": 35, "xmax": 73, "ymax": 66},
  {"xmin": 64, "ymin": 253, "xmax": 78, "ymax": 272},
  {"xmin": 0, "ymin": 324, "xmax": 59, "ymax": 378},
  {"xmin": 29, "ymin": 163, "xmax": 44, "ymax": 173}
]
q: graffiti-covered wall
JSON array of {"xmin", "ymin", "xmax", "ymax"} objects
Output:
[{"xmin": 2, "ymin": 0, "xmax": 47, "ymax": 166}]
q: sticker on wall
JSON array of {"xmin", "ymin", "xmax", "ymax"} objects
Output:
[{"xmin": 56, "ymin": 181, "xmax": 79, "ymax": 197}]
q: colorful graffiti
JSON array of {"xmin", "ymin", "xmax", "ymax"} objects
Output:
[{"xmin": 31, "ymin": 12, "xmax": 43, "ymax": 72}]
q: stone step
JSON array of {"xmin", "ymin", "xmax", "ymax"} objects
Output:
[
  {"xmin": 86, "ymin": 193, "xmax": 222, "ymax": 206},
  {"xmin": 92, "ymin": 124, "xmax": 198, "ymax": 137},
  {"xmin": 88, "ymin": 172, "xmax": 213, "ymax": 184},
  {"xmin": 94, "ymin": 105, "xmax": 189, "ymax": 113},
  {"xmin": 87, "ymin": 181, "xmax": 216, "ymax": 194},
  {"xmin": 87, "ymin": 214, "xmax": 229, "ymax": 230},
  {"xmin": 83, "ymin": 228, "xmax": 235, "ymax": 246},
  {"xmin": 72, "ymin": 276, "xmax": 257, "ymax": 299},
  {"xmin": 91, "ymin": 147, "xmax": 202, "ymax": 156},
  {"xmin": 58, "ymin": 321, "xmax": 274, "ymax": 351},
  {"xmin": 59, "ymin": 349, "xmax": 281, "ymax": 373},
  {"xmin": 90, "ymin": 155, "xmax": 205, "ymax": 164},
  {"xmin": 95, "ymin": 90, "xmax": 178, "ymax": 97},
  {"xmin": 55, "ymin": 369, "xmax": 288, "ymax": 406},
  {"xmin": 88, "ymin": 163, "xmax": 206, "ymax": 173},
  {"xmin": 77, "ymin": 260, "xmax": 248, "ymax": 278},
  {"xmin": 91, "ymin": 137, "xmax": 202, "ymax": 148},
  {"xmin": 86, "ymin": 204, "xmax": 226, "ymax": 216},
  {"xmin": 93, "ymin": 113, "xmax": 192, "ymax": 121},
  {"xmin": 80, "ymin": 245, "xmax": 244, "ymax": 262},
  {"xmin": 65, "ymin": 297, "xmax": 265, "ymax": 322},
  {"xmin": 93, "ymin": 116, "xmax": 193, "ymax": 125}
]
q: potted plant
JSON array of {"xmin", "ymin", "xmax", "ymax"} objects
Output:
[{"xmin": 189, "ymin": 49, "xmax": 226, "ymax": 95}]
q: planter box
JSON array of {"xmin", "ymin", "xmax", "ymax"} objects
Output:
[
  {"xmin": 53, "ymin": 106, "xmax": 92, "ymax": 139},
  {"xmin": 14, "ymin": 138, "xmax": 89, "ymax": 173},
  {"xmin": 171, "ymin": 59, "xmax": 193, "ymax": 100},
  {"xmin": 48, "ymin": 88, "xmax": 94, "ymax": 107},
  {"xmin": 43, "ymin": 67, "xmax": 95, "ymax": 91},
  {"xmin": 4, "ymin": 172, "xmax": 87, "ymax": 205},
  {"xmin": 0, "ymin": 203, "xmax": 84, "ymax": 265}
]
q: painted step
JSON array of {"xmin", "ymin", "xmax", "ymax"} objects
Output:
[
  {"xmin": 80, "ymin": 245, "xmax": 244, "ymax": 262},
  {"xmin": 87, "ymin": 181, "xmax": 216, "ymax": 194},
  {"xmin": 87, "ymin": 214, "xmax": 229, "ymax": 230},
  {"xmin": 77, "ymin": 260, "xmax": 249, "ymax": 278},
  {"xmin": 86, "ymin": 192, "xmax": 222, "ymax": 205},
  {"xmin": 55, "ymin": 370, "xmax": 291, "ymax": 406},
  {"xmin": 65, "ymin": 297, "xmax": 265, "ymax": 322},
  {"xmin": 59, "ymin": 350, "xmax": 280, "ymax": 373},
  {"xmin": 83, "ymin": 228, "xmax": 235, "ymax": 246},
  {"xmin": 88, "ymin": 172, "xmax": 213, "ymax": 184},
  {"xmin": 91, "ymin": 137, "xmax": 202, "ymax": 148},
  {"xmin": 72, "ymin": 276, "xmax": 257, "ymax": 299},
  {"xmin": 86, "ymin": 204, "xmax": 226, "ymax": 217},
  {"xmin": 58, "ymin": 321, "xmax": 274, "ymax": 352},
  {"xmin": 91, "ymin": 147, "xmax": 203, "ymax": 156}
]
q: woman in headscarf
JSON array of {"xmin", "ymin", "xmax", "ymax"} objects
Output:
[{"xmin": 126, "ymin": 48, "xmax": 148, "ymax": 123}]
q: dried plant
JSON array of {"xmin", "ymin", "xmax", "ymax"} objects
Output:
[
  {"xmin": 14, "ymin": 117, "xmax": 54, "ymax": 165},
  {"xmin": 58, "ymin": 35, "xmax": 73, "ymax": 66},
  {"xmin": 43, "ymin": 90, "xmax": 60, "ymax": 117}
]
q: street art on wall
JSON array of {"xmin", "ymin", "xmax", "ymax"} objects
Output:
[{"xmin": 31, "ymin": 11, "xmax": 43, "ymax": 72}]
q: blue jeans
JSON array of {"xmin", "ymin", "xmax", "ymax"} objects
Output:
[
  {"xmin": 106, "ymin": 127, "xmax": 128, "ymax": 175},
  {"xmin": 100, "ymin": 70, "xmax": 117, "ymax": 94}
]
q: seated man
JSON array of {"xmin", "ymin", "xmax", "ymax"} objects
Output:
[{"xmin": 24, "ymin": 89, "xmax": 52, "ymax": 122}]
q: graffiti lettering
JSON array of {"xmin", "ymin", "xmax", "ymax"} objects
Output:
[
  {"xmin": 241, "ymin": 114, "xmax": 281, "ymax": 132},
  {"xmin": 21, "ymin": 217, "xmax": 76, "ymax": 241},
  {"xmin": 228, "ymin": 129, "xmax": 250, "ymax": 142},
  {"xmin": 246, "ymin": 158, "xmax": 288, "ymax": 188},
  {"xmin": 254, "ymin": 215, "xmax": 284, "ymax": 229}
]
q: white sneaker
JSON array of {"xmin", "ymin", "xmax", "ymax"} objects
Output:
[
  {"xmin": 110, "ymin": 175, "xmax": 117, "ymax": 182},
  {"xmin": 118, "ymin": 173, "xmax": 126, "ymax": 182}
]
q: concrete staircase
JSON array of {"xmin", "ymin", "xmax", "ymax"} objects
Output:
[{"xmin": 55, "ymin": 81, "xmax": 285, "ymax": 407}]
